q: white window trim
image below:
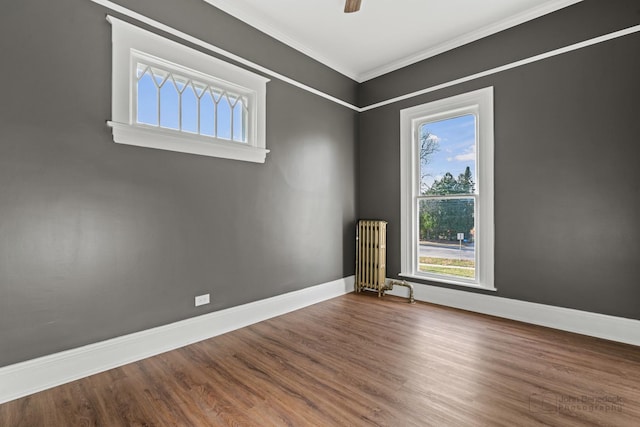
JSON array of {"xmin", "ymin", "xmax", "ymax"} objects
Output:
[
  {"xmin": 400, "ymin": 87, "xmax": 495, "ymax": 291},
  {"xmin": 107, "ymin": 16, "xmax": 270, "ymax": 163}
]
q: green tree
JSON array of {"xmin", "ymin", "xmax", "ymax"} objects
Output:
[
  {"xmin": 458, "ymin": 166, "xmax": 474, "ymax": 193},
  {"xmin": 420, "ymin": 166, "xmax": 475, "ymax": 241},
  {"xmin": 427, "ymin": 167, "xmax": 474, "ymax": 195}
]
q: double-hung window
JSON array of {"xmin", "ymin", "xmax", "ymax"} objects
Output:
[
  {"xmin": 107, "ymin": 16, "xmax": 269, "ymax": 163},
  {"xmin": 400, "ymin": 87, "xmax": 495, "ymax": 290}
]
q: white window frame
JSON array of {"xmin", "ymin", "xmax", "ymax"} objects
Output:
[
  {"xmin": 107, "ymin": 16, "xmax": 270, "ymax": 163},
  {"xmin": 400, "ymin": 87, "xmax": 495, "ymax": 291}
]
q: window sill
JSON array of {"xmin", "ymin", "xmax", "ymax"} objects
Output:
[
  {"xmin": 399, "ymin": 272, "xmax": 497, "ymax": 292},
  {"xmin": 107, "ymin": 121, "xmax": 269, "ymax": 163}
]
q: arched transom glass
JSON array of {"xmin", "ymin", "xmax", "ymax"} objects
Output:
[{"xmin": 136, "ymin": 63, "xmax": 249, "ymax": 143}]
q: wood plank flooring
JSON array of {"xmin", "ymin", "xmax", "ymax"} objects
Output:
[{"xmin": 1, "ymin": 292, "xmax": 639, "ymax": 426}]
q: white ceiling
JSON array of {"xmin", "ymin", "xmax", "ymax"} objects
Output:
[{"xmin": 203, "ymin": 0, "xmax": 582, "ymax": 82}]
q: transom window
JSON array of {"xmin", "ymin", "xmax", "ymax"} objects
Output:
[
  {"xmin": 107, "ymin": 16, "xmax": 269, "ymax": 163},
  {"xmin": 135, "ymin": 62, "xmax": 248, "ymax": 143},
  {"xmin": 400, "ymin": 87, "xmax": 495, "ymax": 290}
]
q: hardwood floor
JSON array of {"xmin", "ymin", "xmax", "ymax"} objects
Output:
[{"xmin": 1, "ymin": 292, "xmax": 639, "ymax": 426}]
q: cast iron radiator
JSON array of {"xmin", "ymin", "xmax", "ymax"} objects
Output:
[{"xmin": 355, "ymin": 220, "xmax": 415, "ymax": 303}]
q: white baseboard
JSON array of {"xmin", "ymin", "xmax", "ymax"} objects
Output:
[
  {"xmin": 385, "ymin": 279, "xmax": 640, "ymax": 347},
  {"xmin": 4, "ymin": 275, "xmax": 636, "ymax": 405},
  {"xmin": 0, "ymin": 276, "xmax": 354, "ymax": 405}
]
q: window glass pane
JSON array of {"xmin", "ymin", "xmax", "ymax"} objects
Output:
[
  {"xmin": 419, "ymin": 114, "xmax": 476, "ymax": 196},
  {"xmin": 133, "ymin": 62, "xmax": 258, "ymax": 146},
  {"xmin": 418, "ymin": 198, "xmax": 476, "ymax": 279},
  {"xmin": 137, "ymin": 71, "xmax": 158, "ymax": 126},
  {"xmin": 193, "ymin": 82, "xmax": 207, "ymax": 98},
  {"xmin": 232, "ymin": 98, "xmax": 246, "ymax": 143},
  {"xmin": 150, "ymin": 67, "xmax": 169, "ymax": 86},
  {"xmin": 181, "ymin": 83, "xmax": 198, "ymax": 134},
  {"xmin": 173, "ymin": 74, "xmax": 188, "ymax": 93},
  {"xmin": 160, "ymin": 78, "xmax": 180, "ymax": 130},
  {"xmin": 217, "ymin": 94, "xmax": 232, "ymax": 140},
  {"xmin": 200, "ymin": 90, "xmax": 215, "ymax": 137},
  {"xmin": 136, "ymin": 64, "xmax": 147, "ymax": 79}
]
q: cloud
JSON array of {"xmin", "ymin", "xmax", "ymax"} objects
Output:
[
  {"xmin": 454, "ymin": 144, "xmax": 476, "ymax": 162},
  {"xmin": 455, "ymin": 152, "xmax": 476, "ymax": 162}
]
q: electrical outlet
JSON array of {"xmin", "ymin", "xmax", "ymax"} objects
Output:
[{"xmin": 195, "ymin": 293, "xmax": 210, "ymax": 307}]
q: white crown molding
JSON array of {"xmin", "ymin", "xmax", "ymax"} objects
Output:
[
  {"xmin": 89, "ymin": 0, "xmax": 360, "ymax": 111},
  {"xmin": 202, "ymin": 0, "xmax": 362, "ymax": 81},
  {"xmin": 360, "ymin": 24, "xmax": 640, "ymax": 112},
  {"xmin": 385, "ymin": 279, "xmax": 640, "ymax": 347},
  {"xmin": 358, "ymin": 0, "xmax": 584, "ymax": 82},
  {"xmin": 89, "ymin": 0, "xmax": 638, "ymax": 114},
  {"xmin": 0, "ymin": 276, "xmax": 354, "ymax": 405},
  {"xmin": 202, "ymin": 0, "xmax": 583, "ymax": 83}
]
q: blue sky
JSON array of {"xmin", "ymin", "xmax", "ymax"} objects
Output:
[
  {"xmin": 420, "ymin": 114, "xmax": 476, "ymax": 190},
  {"xmin": 136, "ymin": 65, "xmax": 245, "ymax": 142}
]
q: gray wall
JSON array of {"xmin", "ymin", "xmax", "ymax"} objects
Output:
[
  {"xmin": 359, "ymin": 0, "xmax": 640, "ymax": 320},
  {"xmin": 1, "ymin": 0, "xmax": 639, "ymax": 369},
  {"xmin": 0, "ymin": 0, "xmax": 358, "ymax": 367}
]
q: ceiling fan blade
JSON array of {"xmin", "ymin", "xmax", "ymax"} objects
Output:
[{"xmin": 344, "ymin": 0, "xmax": 362, "ymax": 13}]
